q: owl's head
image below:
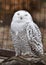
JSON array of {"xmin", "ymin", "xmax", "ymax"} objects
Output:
[{"xmin": 12, "ymin": 10, "xmax": 33, "ymax": 23}]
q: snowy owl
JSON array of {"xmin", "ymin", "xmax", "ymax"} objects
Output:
[{"xmin": 10, "ymin": 10, "xmax": 44, "ymax": 57}]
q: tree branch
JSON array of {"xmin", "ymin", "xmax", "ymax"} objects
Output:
[{"xmin": 0, "ymin": 53, "xmax": 46, "ymax": 65}]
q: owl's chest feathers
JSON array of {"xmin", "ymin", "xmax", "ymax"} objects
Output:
[
  {"xmin": 14, "ymin": 23, "xmax": 28, "ymax": 41},
  {"xmin": 14, "ymin": 22, "xmax": 27, "ymax": 32}
]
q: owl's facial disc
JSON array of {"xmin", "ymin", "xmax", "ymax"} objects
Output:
[
  {"xmin": 12, "ymin": 10, "xmax": 33, "ymax": 23},
  {"xmin": 17, "ymin": 12, "xmax": 28, "ymax": 21}
]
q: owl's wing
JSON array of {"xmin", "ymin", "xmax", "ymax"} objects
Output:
[
  {"xmin": 26, "ymin": 23, "xmax": 43, "ymax": 56},
  {"xmin": 33, "ymin": 23, "xmax": 42, "ymax": 41},
  {"xmin": 26, "ymin": 23, "xmax": 42, "ymax": 45},
  {"xmin": 26, "ymin": 24, "xmax": 33, "ymax": 41}
]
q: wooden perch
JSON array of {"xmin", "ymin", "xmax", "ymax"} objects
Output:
[
  {"xmin": 0, "ymin": 48, "xmax": 15, "ymax": 57},
  {"xmin": 0, "ymin": 48, "xmax": 46, "ymax": 65},
  {"xmin": 0, "ymin": 53, "xmax": 46, "ymax": 65}
]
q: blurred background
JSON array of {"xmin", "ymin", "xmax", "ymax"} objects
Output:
[{"xmin": 0, "ymin": 0, "xmax": 46, "ymax": 52}]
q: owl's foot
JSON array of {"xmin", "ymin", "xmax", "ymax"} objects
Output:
[
  {"xmin": 21, "ymin": 52, "xmax": 30, "ymax": 56},
  {"xmin": 21, "ymin": 52, "xmax": 37, "ymax": 58},
  {"xmin": 15, "ymin": 54, "xmax": 19, "ymax": 57},
  {"xmin": 15, "ymin": 53, "xmax": 21, "ymax": 57}
]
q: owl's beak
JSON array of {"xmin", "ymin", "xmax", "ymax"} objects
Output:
[{"xmin": 20, "ymin": 17, "xmax": 23, "ymax": 20}]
